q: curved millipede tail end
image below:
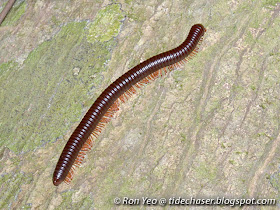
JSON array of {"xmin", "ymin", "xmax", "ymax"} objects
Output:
[{"xmin": 53, "ymin": 175, "xmax": 63, "ymax": 186}]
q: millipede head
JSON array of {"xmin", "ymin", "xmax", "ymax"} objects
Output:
[{"xmin": 192, "ymin": 24, "xmax": 206, "ymax": 34}]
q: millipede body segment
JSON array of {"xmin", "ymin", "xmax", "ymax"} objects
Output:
[{"xmin": 53, "ymin": 24, "xmax": 206, "ymax": 186}]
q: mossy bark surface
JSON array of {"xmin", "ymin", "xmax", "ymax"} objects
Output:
[{"xmin": 0, "ymin": 0, "xmax": 280, "ymax": 209}]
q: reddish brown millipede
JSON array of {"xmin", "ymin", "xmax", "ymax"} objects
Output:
[{"xmin": 53, "ymin": 24, "xmax": 206, "ymax": 186}]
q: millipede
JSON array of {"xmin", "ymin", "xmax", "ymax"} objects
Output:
[{"xmin": 53, "ymin": 24, "xmax": 206, "ymax": 186}]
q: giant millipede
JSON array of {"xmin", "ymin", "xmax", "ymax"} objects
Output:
[{"xmin": 53, "ymin": 24, "xmax": 206, "ymax": 186}]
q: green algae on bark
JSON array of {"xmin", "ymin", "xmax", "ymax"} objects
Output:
[
  {"xmin": 0, "ymin": 21, "xmax": 117, "ymax": 153},
  {"xmin": 0, "ymin": 0, "xmax": 26, "ymax": 26},
  {"xmin": 87, "ymin": 4, "xmax": 124, "ymax": 43}
]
